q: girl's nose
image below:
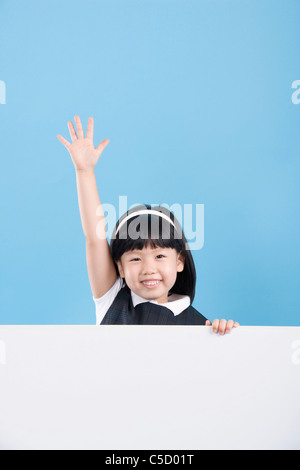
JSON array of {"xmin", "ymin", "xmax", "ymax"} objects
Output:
[{"xmin": 142, "ymin": 262, "xmax": 157, "ymax": 275}]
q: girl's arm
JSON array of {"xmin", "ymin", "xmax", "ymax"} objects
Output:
[{"xmin": 57, "ymin": 116, "xmax": 117, "ymax": 298}]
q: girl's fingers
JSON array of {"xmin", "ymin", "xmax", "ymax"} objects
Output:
[
  {"xmin": 218, "ymin": 319, "xmax": 227, "ymax": 335},
  {"xmin": 212, "ymin": 319, "xmax": 219, "ymax": 333},
  {"xmin": 205, "ymin": 320, "xmax": 212, "ymax": 326},
  {"xmin": 74, "ymin": 115, "xmax": 84, "ymax": 139},
  {"xmin": 225, "ymin": 319, "xmax": 234, "ymax": 334},
  {"xmin": 210, "ymin": 319, "xmax": 240, "ymax": 334},
  {"xmin": 57, "ymin": 134, "xmax": 71, "ymax": 149},
  {"xmin": 86, "ymin": 117, "xmax": 94, "ymax": 140},
  {"xmin": 68, "ymin": 121, "xmax": 78, "ymax": 142},
  {"xmin": 96, "ymin": 139, "xmax": 110, "ymax": 154}
]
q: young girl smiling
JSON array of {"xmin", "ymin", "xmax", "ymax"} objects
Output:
[{"xmin": 57, "ymin": 116, "xmax": 239, "ymax": 333}]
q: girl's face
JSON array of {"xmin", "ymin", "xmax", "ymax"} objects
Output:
[{"xmin": 116, "ymin": 245, "xmax": 185, "ymax": 303}]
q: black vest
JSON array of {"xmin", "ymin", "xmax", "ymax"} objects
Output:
[{"xmin": 100, "ymin": 286, "xmax": 208, "ymax": 325}]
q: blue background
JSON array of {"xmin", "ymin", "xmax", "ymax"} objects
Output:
[{"xmin": 0, "ymin": 0, "xmax": 299, "ymax": 325}]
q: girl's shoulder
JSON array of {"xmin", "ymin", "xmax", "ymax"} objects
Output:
[
  {"xmin": 93, "ymin": 276, "xmax": 125, "ymax": 302},
  {"xmin": 93, "ymin": 277, "xmax": 125, "ymax": 324}
]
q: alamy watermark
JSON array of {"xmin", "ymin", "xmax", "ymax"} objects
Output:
[
  {"xmin": 0, "ymin": 340, "xmax": 6, "ymax": 365},
  {"xmin": 96, "ymin": 196, "xmax": 204, "ymax": 250},
  {"xmin": 291, "ymin": 340, "xmax": 300, "ymax": 366},
  {"xmin": 291, "ymin": 80, "xmax": 300, "ymax": 104},
  {"xmin": 0, "ymin": 80, "xmax": 6, "ymax": 105}
]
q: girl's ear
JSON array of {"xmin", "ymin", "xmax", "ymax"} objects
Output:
[
  {"xmin": 176, "ymin": 251, "xmax": 185, "ymax": 273},
  {"xmin": 116, "ymin": 260, "xmax": 125, "ymax": 278}
]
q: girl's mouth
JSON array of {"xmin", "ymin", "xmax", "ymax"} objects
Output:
[{"xmin": 141, "ymin": 280, "xmax": 161, "ymax": 288}]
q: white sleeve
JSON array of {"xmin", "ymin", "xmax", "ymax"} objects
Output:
[{"xmin": 93, "ymin": 277, "xmax": 125, "ymax": 325}]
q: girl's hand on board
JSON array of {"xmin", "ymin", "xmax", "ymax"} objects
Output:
[
  {"xmin": 205, "ymin": 319, "xmax": 240, "ymax": 335},
  {"xmin": 57, "ymin": 115, "xmax": 109, "ymax": 172}
]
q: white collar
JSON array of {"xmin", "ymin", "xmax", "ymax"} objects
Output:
[{"xmin": 130, "ymin": 290, "xmax": 191, "ymax": 316}]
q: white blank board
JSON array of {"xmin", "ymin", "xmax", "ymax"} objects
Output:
[{"xmin": 0, "ymin": 325, "xmax": 299, "ymax": 450}]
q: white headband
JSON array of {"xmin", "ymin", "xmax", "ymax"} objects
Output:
[{"xmin": 115, "ymin": 209, "xmax": 176, "ymax": 235}]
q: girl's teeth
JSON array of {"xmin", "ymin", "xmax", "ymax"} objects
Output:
[{"xmin": 143, "ymin": 281, "xmax": 160, "ymax": 286}]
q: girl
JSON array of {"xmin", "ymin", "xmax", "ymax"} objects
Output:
[{"xmin": 57, "ymin": 116, "xmax": 239, "ymax": 334}]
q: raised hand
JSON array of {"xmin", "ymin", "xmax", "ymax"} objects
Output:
[{"xmin": 57, "ymin": 115, "xmax": 109, "ymax": 172}]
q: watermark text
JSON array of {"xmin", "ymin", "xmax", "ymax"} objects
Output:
[
  {"xmin": 291, "ymin": 340, "xmax": 300, "ymax": 365},
  {"xmin": 96, "ymin": 196, "xmax": 204, "ymax": 250},
  {"xmin": 0, "ymin": 80, "xmax": 6, "ymax": 104},
  {"xmin": 0, "ymin": 340, "xmax": 6, "ymax": 365},
  {"xmin": 291, "ymin": 80, "xmax": 300, "ymax": 104}
]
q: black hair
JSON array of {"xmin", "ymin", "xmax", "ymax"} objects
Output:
[{"xmin": 109, "ymin": 204, "xmax": 197, "ymax": 303}]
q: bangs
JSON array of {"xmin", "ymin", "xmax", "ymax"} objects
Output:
[
  {"xmin": 113, "ymin": 213, "xmax": 183, "ymax": 257},
  {"xmin": 117, "ymin": 233, "xmax": 180, "ymax": 254}
]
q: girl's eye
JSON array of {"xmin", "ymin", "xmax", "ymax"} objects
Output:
[{"xmin": 129, "ymin": 255, "xmax": 165, "ymax": 261}]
